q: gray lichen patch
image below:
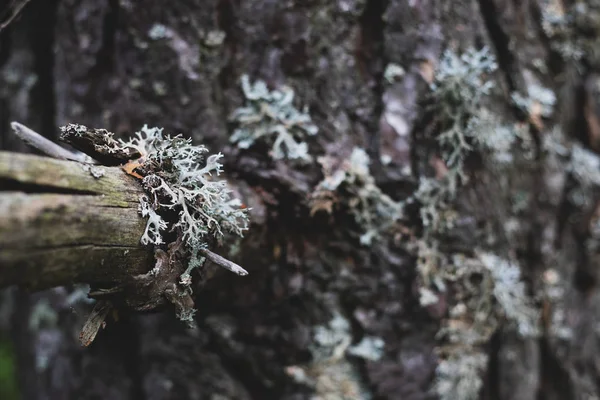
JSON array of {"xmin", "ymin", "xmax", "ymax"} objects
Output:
[
  {"xmin": 229, "ymin": 74, "xmax": 318, "ymax": 162},
  {"xmin": 408, "ymin": 46, "xmax": 541, "ymax": 400},
  {"xmin": 310, "ymin": 147, "xmax": 404, "ymax": 246},
  {"xmin": 285, "ymin": 312, "xmax": 381, "ymax": 400}
]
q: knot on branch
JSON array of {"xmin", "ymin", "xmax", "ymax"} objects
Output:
[
  {"xmin": 59, "ymin": 123, "xmax": 141, "ymax": 165},
  {"xmin": 80, "ymin": 243, "xmax": 197, "ymax": 346}
]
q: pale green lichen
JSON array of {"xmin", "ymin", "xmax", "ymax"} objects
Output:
[
  {"xmin": 479, "ymin": 253, "xmax": 540, "ymax": 337},
  {"xmin": 511, "ymin": 84, "xmax": 557, "ymax": 118},
  {"xmin": 431, "ymin": 46, "xmax": 497, "ymax": 113},
  {"xmin": 148, "ymin": 23, "xmax": 169, "ymax": 40},
  {"xmin": 347, "ymin": 336, "xmax": 385, "ymax": 362},
  {"xmin": 412, "ymin": 48, "xmax": 507, "ymax": 241},
  {"xmin": 416, "ymin": 46, "xmax": 530, "ymax": 237},
  {"xmin": 541, "ymin": 268, "xmax": 573, "ymax": 341},
  {"xmin": 383, "ymin": 63, "xmax": 405, "ymax": 83},
  {"xmin": 285, "ymin": 312, "xmax": 379, "ymax": 400},
  {"xmin": 414, "ymin": 46, "xmax": 540, "ymax": 400},
  {"xmin": 116, "ymin": 126, "xmax": 249, "ymax": 322},
  {"xmin": 229, "ymin": 74, "xmax": 318, "ymax": 162},
  {"xmin": 118, "ymin": 125, "xmax": 249, "ymax": 249},
  {"xmin": 430, "ymin": 252, "xmax": 539, "ymax": 400},
  {"xmin": 203, "ymin": 30, "xmax": 226, "ymax": 47},
  {"xmin": 434, "ymin": 351, "xmax": 488, "ymax": 400},
  {"xmin": 428, "ymin": 46, "xmax": 498, "ymax": 192},
  {"xmin": 310, "ymin": 147, "xmax": 404, "ymax": 245},
  {"xmin": 540, "ymin": 1, "xmax": 600, "ymax": 65},
  {"xmin": 567, "ymin": 144, "xmax": 600, "ymax": 206}
]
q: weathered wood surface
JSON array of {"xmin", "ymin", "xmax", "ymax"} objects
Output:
[{"xmin": 0, "ymin": 151, "xmax": 152, "ymax": 290}]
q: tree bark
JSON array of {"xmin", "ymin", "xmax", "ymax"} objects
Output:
[{"xmin": 2, "ymin": 1, "xmax": 600, "ymax": 400}]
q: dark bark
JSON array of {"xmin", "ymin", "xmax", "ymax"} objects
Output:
[{"xmin": 1, "ymin": 1, "xmax": 600, "ymax": 400}]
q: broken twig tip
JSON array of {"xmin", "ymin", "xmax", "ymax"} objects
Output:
[
  {"xmin": 10, "ymin": 121, "xmax": 98, "ymax": 164},
  {"xmin": 0, "ymin": 0, "xmax": 33, "ymax": 33},
  {"xmin": 79, "ymin": 300, "xmax": 112, "ymax": 347},
  {"xmin": 199, "ymin": 248, "xmax": 249, "ymax": 276}
]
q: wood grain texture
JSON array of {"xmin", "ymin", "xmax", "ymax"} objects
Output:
[{"xmin": 0, "ymin": 151, "xmax": 153, "ymax": 290}]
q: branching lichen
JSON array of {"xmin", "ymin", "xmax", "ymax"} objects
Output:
[
  {"xmin": 539, "ymin": 1, "xmax": 600, "ymax": 66},
  {"xmin": 285, "ymin": 312, "xmax": 382, "ymax": 400},
  {"xmin": 138, "ymin": 194, "xmax": 168, "ymax": 246},
  {"xmin": 567, "ymin": 144, "xmax": 600, "ymax": 206},
  {"xmin": 428, "ymin": 46, "xmax": 497, "ymax": 192},
  {"xmin": 118, "ymin": 125, "xmax": 249, "ymax": 250},
  {"xmin": 310, "ymin": 147, "xmax": 404, "ymax": 245},
  {"xmin": 429, "ymin": 252, "xmax": 539, "ymax": 400},
  {"xmin": 511, "ymin": 83, "xmax": 557, "ymax": 119},
  {"xmin": 480, "ymin": 253, "xmax": 540, "ymax": 337},
  {"xmin": 68, "ymin": 124, "xmax": 252, "ymax": 325},
  {"xmin": 412, "ymin": 46, "xmax": 540, "ymax": 400},
  {"xmin": 308, "ymin": 51, "xmax": 539, "ymax": 400},
  {"xmin": 412, "ymin": 48, "xmax": 510, "ymax": 239},
  {"xmin": 434, "ymin": 350, "xmax": 488, "ymax": 400},
  {"xmin": 229, "ymin": 74, "xmax": 318, "ymax": 162}
]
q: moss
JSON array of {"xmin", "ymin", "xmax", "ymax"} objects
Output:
[{"xmin": 0, "ymin": 335, "xmax": 19, "ymax": 400}]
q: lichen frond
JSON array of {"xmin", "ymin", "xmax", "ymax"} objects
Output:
[{"xmin": 229, "ymin": 74, "xmax": 318, "ymax": 161}]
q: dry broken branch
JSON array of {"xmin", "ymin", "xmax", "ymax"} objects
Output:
[{"xmin": 0, "ymin": 150, "xmax": 153, "ymax": 291}]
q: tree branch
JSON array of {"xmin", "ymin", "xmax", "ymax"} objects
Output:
[{"xmin": 0, "ymin": 151, "xmax": 153, "ymax": 291}]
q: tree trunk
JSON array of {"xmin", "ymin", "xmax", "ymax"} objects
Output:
[{"xmin": 1, "ymin": 1, "xmax": 599, "ymax": 400}]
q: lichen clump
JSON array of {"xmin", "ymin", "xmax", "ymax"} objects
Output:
[
  {"xmin": 414, "ymin": 47, "xmax": 540, "ymax": 399},
  {"xmin": 118, "ymin": 125, "xmax": 249, "ymax": 248},
  {"xmin": 117, "ymin": 125, "xmax": 249, "ymax": 301},
  {"xmin": 124, "ymin": 127, "xmax": 247, "ymax": 240},
  {"xmin": 229, "ymin": 74, "xmax": 318, "ymax": 161},
  {"xmin": 285, "ymin": 312, "xmax": 383, "ymax": 400},
  {"xmin": 310, "ymin": 147, "xmax": 403, "ymax": 245}
]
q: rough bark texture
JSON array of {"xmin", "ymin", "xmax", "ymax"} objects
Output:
[{"xmin": 2, "ymin": 1, "xmax": 600, "ymax": 400}]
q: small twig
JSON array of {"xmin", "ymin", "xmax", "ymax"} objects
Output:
[
  {"xmin": 199, "ymin": 248, "xmax": 249, "ymax": 276},
  {"xmin": 11, "ymin": 121, "xmax": 98, "ymax": 164},
  {"xmin": 0, "ymin": 0, "xmax": 32, "ymax": 32},
  {"xmin": 88, "ymin": 286, "xmax": 125, "ymax": 298}
]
